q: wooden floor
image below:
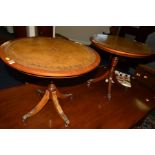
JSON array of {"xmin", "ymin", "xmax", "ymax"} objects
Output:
[{"xmin": 0, "ymin": 69, "xmax": 155, "ymax": 129}]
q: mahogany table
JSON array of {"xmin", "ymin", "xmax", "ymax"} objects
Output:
[
  {"xmin": 0, "ymin": 65, "xmax": 155, "ymax": 129},
  {"xmin": 0, "ymin": 37, "xmax": 100, "ymax": 126},
  {"xmin": 87, "ymin": 34, "xmax": 155, "ymax": 100}
]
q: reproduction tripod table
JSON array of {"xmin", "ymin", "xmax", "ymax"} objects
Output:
[
  {"xmin": 0, "ymin": 37, "xmax": 100, "ymax": 126},
  {"xmin": 87, "ymin": 34, "xmax": 155, "ymax": 100}
]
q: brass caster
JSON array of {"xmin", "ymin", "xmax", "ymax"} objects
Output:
[
  {"xmin": 62, "ymin": 113, "xmax": 70, "ymax": 127},
  {"xmin": 22, "ymin": 113, "xmax": 29, "ymax": 122},
  {"xmin": 64, "ymin": 119, "xmax": 70, "ymax": 128}
]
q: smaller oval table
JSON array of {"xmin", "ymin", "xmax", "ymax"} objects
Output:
[
  {"xmin": 87, "ymin": 34, "xmax": 155, "ymax": 100},
  {"xmin": 0, "ymin": 37, "xmax": 100, "ymax": 126}
]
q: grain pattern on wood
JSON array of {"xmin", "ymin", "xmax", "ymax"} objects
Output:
[
  {"xmin": 0, "ymin": 72, "xmax": 154, "ymax": 129},
  {"xmin": 90, "ymin": 34, "xmax": 155, "ymax": 58}
]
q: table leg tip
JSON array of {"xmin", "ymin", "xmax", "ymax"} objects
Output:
[
  {"xmin": 65, "ymin": 121, "xmax": 70, "ymax": 127},
  {"xmin": 62, "ymin": 114, "xmax": 70, "ymax": 127},
  {"xmin": 22, "ymin": 114, "xmax": 29, "ymax": 122}
]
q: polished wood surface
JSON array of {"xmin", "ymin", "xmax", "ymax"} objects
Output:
[
  {"xmin": 135, "ymin": 64, "xmax": 155, "ymax": 91},
  {"xmin": 0, "ymin": 37, "xmax": 101, "ymax": 126},
  {"xmin": 88, "ymin": 34, "xmax": 155, "ymax": 100},
  {"xmin": 0, "ymin": 37, "xmax": 100, "ymax": 77},
  {"xmin": 87, "ymin": 56, "xmax": 119, "ymax": 100},
  {"xmin": 22, "ymin": 82, "xmax": 72, "ymax": 126},
  {"xmin": 0, "ymin": 68, "xmax": 155, "ymax": 129},
  {"xmin": 90, "ymin": 34, "xmax": 154, "ymax": 58}
]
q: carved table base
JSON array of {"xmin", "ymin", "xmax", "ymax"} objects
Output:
[
  {"xmin": 22, "ymin": 82, "xmax": 72, "ymax": 127},
  {"xmin": 87, "ymin": 56, "xmax": 119, "ymax": 100}
]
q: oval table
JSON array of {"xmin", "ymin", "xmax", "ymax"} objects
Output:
[
  {"xmin": 87, "ymin": 34, "xmax": 155, "ymax": 100},
  {"xmin": 0, "ymin": 37, "xmax": 100, "ymax": 126}
]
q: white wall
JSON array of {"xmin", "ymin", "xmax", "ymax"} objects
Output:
[{"xmin": 55, "ymin": 26, "xmax": 110, "ymax": 45}]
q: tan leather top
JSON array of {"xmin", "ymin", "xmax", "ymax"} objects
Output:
[
  {"xmin": 0, "ymin": 37, "xmax": 100, "ymax": 77},
  {"xmin": 90, "ymin": 34, "xmax": 154, "ymax": 58}
]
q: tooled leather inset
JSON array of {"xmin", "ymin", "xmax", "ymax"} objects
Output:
[{"xmin": 4, "ymin": 37, "xmax": 97, "ymax": 72}]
